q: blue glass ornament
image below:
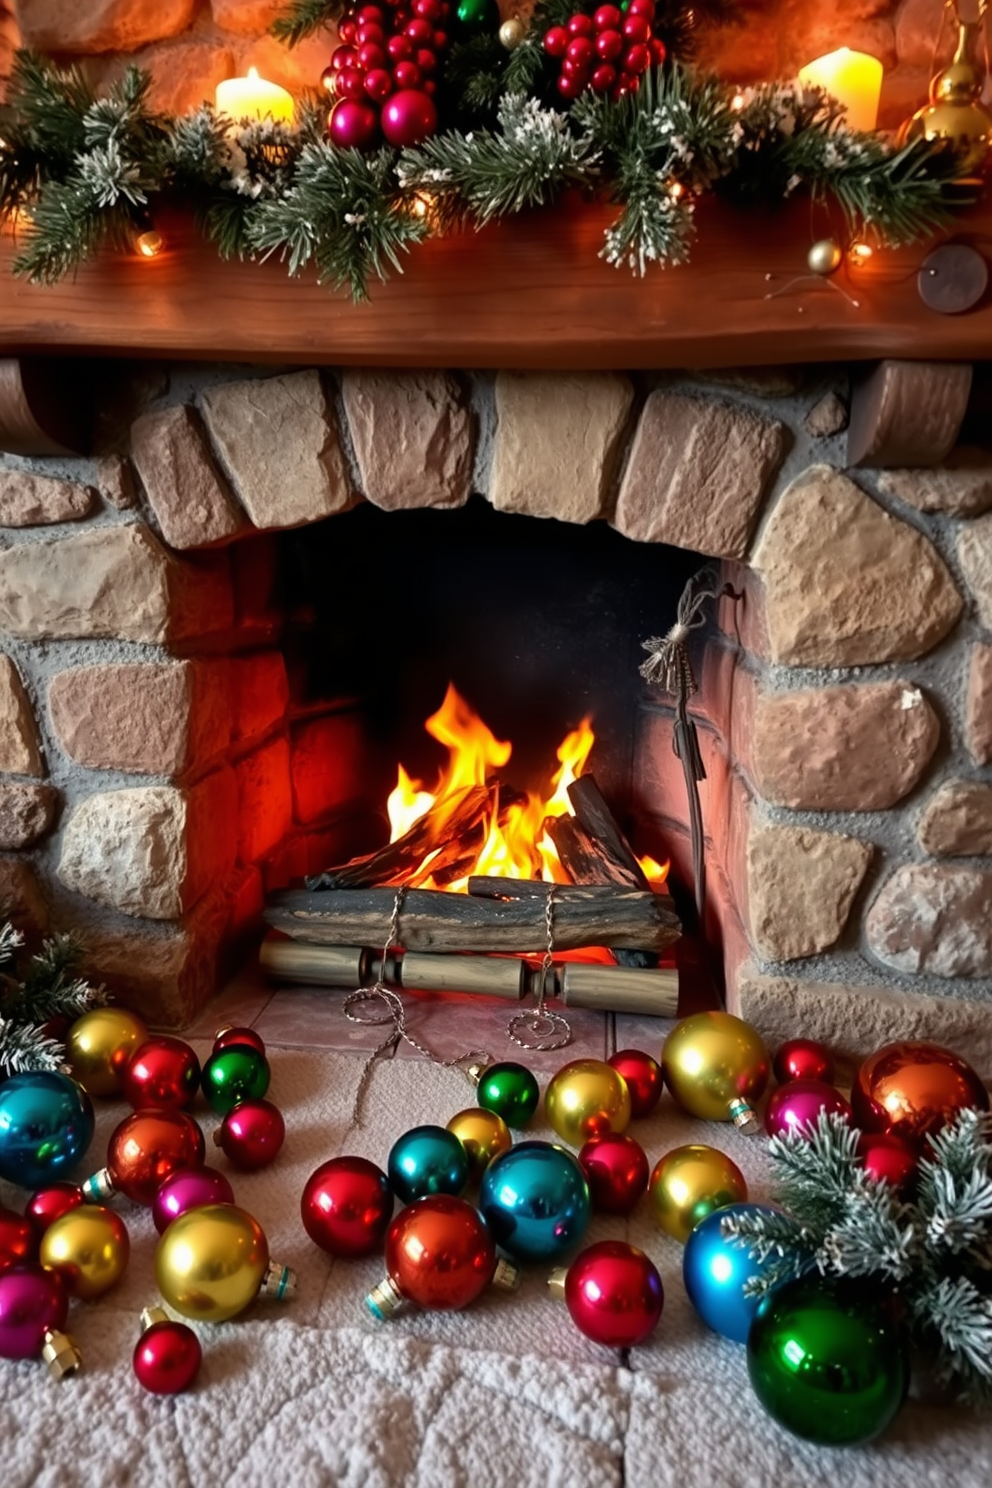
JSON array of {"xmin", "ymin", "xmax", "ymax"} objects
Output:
[
  {"xmin": 387, "ymin": 1125, "xmax": 469, "ymax": 1203},
  {"xmin": 478, "ymin": 1140, "xmax": 591, "ymax": 1262},
  {"xmin": 682, "ymin": 1202, "xmax": 783, "ymax": 1344},
  {"xmin": 0, "ymin": 1072, "xmax": 95, "ymax": 1190}
]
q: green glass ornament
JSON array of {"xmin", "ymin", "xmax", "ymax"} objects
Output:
[
  {"xmin": 475, "ymin": 1062, "xmax": 539, "ymax": 1129},
  {"xmin": 455, "ymin": 0, "xmax": 500, "ymax": 31},
  {"xmin": 201, "ymin": 1046, "xmax": 270, "ymax": 1114},
  {"xmin": 747, "ymin": 1276, "xmax": 908, "ymax": 1446}
]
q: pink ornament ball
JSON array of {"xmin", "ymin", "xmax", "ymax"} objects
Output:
[
  {"xmin": 152, "ymin": 1166, "xmax": 235, "ymax": 1235},
  {"xmin": 216, "ymin": 1099, "xmax": 286, "ymax": 1171},
  {"xmin": 380, "ymin": 89, "xmax": 438, "ymax": 147},
  {"xmin": 329, "ymin": 98, "xmax": 381, "ymax": 150},
  {"xmin": 764, "ymin": 1078, "xmax": 852, "ymax": 1140}
]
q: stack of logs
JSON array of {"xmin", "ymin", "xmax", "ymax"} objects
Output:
[{"xmin": 261, "ymin": 775, "xmax": 681, "ymax": 1017}]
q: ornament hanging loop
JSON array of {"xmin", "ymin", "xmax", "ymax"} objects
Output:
[{"xmin": 506, "ymin": 885, "xmax": 572, "ymax": 1052}]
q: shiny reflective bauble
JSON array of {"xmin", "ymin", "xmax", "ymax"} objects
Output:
[
  {"xmin": 446, "ymin": 1108, "xmax": 512, "ymax": 1184},
  {"xmin": 0, "ymin": 1072, "xmax": 95, "ymax": 1190},
  {"xmin": 385, "ymin": 1195, "xmax": 497, "ymax": 1310},
  {"xmin": 201, "ymin": 1046, "xmax": 271, "ymax": 1115},
  {"xmin": 107, "ymin": 1109, "xmax": 206, "ymax": 1205},
  {"xmin": 899, "ymin": 22, "xmax": 992, "ymax": 178},
  {"xmin": 747, "ymin": 1276, "xmax": 908, "ymax": 1445},
  {"xmin": 156, "ymin": 1203, "xmax": 269, "ymax": 1323},
  {"xmin": 213, "ymin": 1026, "xmax": 266, "ymax": 1057},
  {"xmin": 682, "ymin": 1203, "xmax": 783, "ymax": 1343},
  {"xmin": 478, "ymin": 1140, "xmax": 591, "ymax": 1262},
  {"xmin": 25, "ymin": 1183, "xmax": 83, "ymax": 1236},
  {"xmin": 381, "ymin": 88, "xmax": 438, "ymax": 148},
  {"xmin": 387, "ymin": 1125, "xmax": 469, "ymax": 1203},
  {"xmin": 851, "ymin": 1040, "xmax": 988, "ymax": 1148},
  {"xmin": 0, "ymin": 1206, "xmax": 36, "ymax": 1270},
  {"xmin": 772, "ymin": 1038, "xmax": 835, "ymax": 1087},
  {"xmin": 607, "ymin": 1048, "xmax": 663, "ymax": 1118},
  {"xmin": 39, "ymin": 1204, "xmax": 129, "ymax": 1300},
  {"xmin": 499, "ymin": 16, "xmax": 526, "ymax": 48},
  {"xmin": 65, "ymin": 1007, "xmax": 147, "ymax": 1096},
  {"xmin": 123, "ymin": 1036, "xmax": 201, "ymax": 1111},
  {"xmin": 0, "ymin": 1264, "xmax": 68, "ymax": 1359},
  {"xmin": 133, "ymin": 1320, "xmax": 202, "ymax": 1394},
  {"xmin": 578, "ymin": 1132, "xmax": 648, "ymax": 1214},
  {"xmin": 456, "ymin": 0, "xmax": 499, "ymax": 30},
  {"xmin": 806, "ymin": 238, "xmax": 843, "ymax": 276},
  {"xmin": 329, "ymin": 98, "xmax": 380, "ymax": 149},
  {"xmin": 661, "ymin": 1012, "xmax": 769, "ymax": 1124},
  {"xmin": 649, "ymin": 1144, "xmax": 748, "ymax": 1244},
  {"xmin": 301, "ymin": 1156, "xmax": 393, "ymax": 1258},
  {"xmin": 152, "ymin": 1165, "xmax": 235, "ymax": 1235},
  {"xmin": 216, "ymin": 1099, "xmax": 285, "ymax": 1171},
  {"xmin": 545, "ymin": 1059, "xmax": 631, "ymax": 1148},
  {"xmin": 476, "ymin": 1062, "xmax": 540, "ymax": 1128},
  {"xmin": 856, "ymin": 1132, "xmax": 918, "ymax": 1191},
  {"xmin": 562, "ymin": 1241, "xmax": 663, "ymax": 1347},
  {"xmin": 764, "ymin": 1079, "xmax": 852, "ymax": 1140}
]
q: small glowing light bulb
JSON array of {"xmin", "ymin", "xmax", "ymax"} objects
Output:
[
  {"xmin": 848, "ymin": 241, "xmax": 873, "ymax": 264},
  {"xmin": 135, "ymin": 229, "xmax": 164, "ymax": 259}
]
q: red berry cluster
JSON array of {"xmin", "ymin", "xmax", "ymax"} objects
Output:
[
  {"xmin": 324, "ymin": 0, "xmax": 449, "ymax": 150},
  {"xmin": 542, "ymin": 0, "xmax": 666, "ymax": 102}
]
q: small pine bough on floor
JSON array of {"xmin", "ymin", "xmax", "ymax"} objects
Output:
[{"xmin": 0, "ymin": 921, "xmax": 107, "ymax": 1077}]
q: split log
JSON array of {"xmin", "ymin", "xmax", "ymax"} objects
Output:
[
  {"xmin": 566, "ymin": 776, "xmax": 652, "ymax": 889},
  {"xmin": 265, "ymin": 883, "xmax": 681, "ymax": 954},
  {"xmin": 305, "ymin": 783, "xmax": 495, "ymax": 890}
]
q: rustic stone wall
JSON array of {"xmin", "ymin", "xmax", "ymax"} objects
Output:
[{"xmin": 0, "ymin": 0, "xmax": 953, "ymax": 131}]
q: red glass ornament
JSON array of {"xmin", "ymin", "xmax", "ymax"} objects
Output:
[
  {"xmin": 557, "ymin": 72, "xmax": 584, "ymax": 97},
  {"xmin": 386, "ymin": 1195, "xmax": 496, "ymax": 1311},
  {"xmin": 608, "ymin": 1049, "xmax": 663, "ymax": 1118},
  {"xmin": 381, "ymin": 89, "xmax": 437, "ymax": 147},
  {"xmin": 365, "ymin": 67, "xmax": 394, "ymax": 100},
  {"xmin": 356, "ymin": 22, "xmax": 385, "ymax": 45},
  {"xmin": 590, "ymin": 63, "xmax": 616, "ymax": 91},
  {"xmin": 578, "ymin": 1133, "xmax": 648, "ymax": 1213},
  {"xmin": 415, "ymin": 0, "xmax": 443, "ymax": 16},
  {"xmin": 133, "ymin": 1320, "xmax": 202, "ymax": 1395},
  {"xmin": 764, "ymin": 1079, "xmax": 852, "ymax": 1140},
  {"xmin": 773, "ymin": 1038, "xmax": 835, "ymax": 1087},
  {"xmin": 623, "ymin": 41, "xmax": 650, "ymax": 73},
  {"xmin": 329, "ymin": 99, "xmax": 380, "ymax": 148},
  {"xmin": 627, "ymin": 0, "xmax": 655, "ymax": 15},
  {"xmin": 567, "ymin": 13, "xmax": 595, "ymax": 35},
  {"xmin": 25, "ymin": 1184, "xmax": 83, "ymax": 1236},
  {"xmin": 393, "ymin": 59, "xmax": 423, "ymax": 88},
  {"xmin": 358, "ymin": 4, "xmax": 385, "ymax": 20},
  {"xmin": 593, "ymin": 4, "xmax": 622, "ymax": 28},
  {"xmin": 123, "ymin": 1037, "xmax": 200, "ymax": 1112},
  {"xmin": 851, "ymin": 1041, "xmax": 989, "ymax": 1148},
  {"xmin": 339, "ymin": 20, "xmax": 358, "ymax": 42},
  {"xmin": 332, "ymin": 43, "xmax": 358, "ymax": 68},
  {"xmin": 856, "ymin": 1132, "xmax": 918, "ymax": 1191},
  {"xmin": 302, "ymin": 1156, "xmax": 393, "ymax": 1257},
  {"xmin": 106, "ymin": 1110, "xmax": 206, "ymax": 1206},
  {"xmin": 152, "ymin": 1166, "xmax": 235, "ymax": 1235},
  {"xmin": 562, "ymin": 1241, "xmax": 663, "ymax": 1347},
  {"xmin": 621, "ymin": 12, "xmax": 650, "ymax": 42},
  {"xmin": 424, "ymin": 78, "xmax": 437, "ymax": 94},
  {"xmin": 358, "ymin": 41, "xmax": 387, "ymax": 69},
  {"xmin": 543, "ymin": 24, "xmax": 569, "ymax": 54},
  {"xmin": 431, "ymin": 22, "xmax": 447, "ymax": 43},
  {"xmin": 595, "ymin": 28, "xmax": 623, "ymax": 60},
  {"xmin": 0, "ymin": 1207, "xmax": 36, "ymax": 1271},
  {"xmin": 649, "ymin": 35, "xmax": 666, "ymax": 63},
  {"xmin": 388, "ymin": 32, "xmax": 415, "ymax": 59},
  {"xmin": 404, "ymin": 17, "xmax": 433, "ymax": 43},
  {"xmin": 566, "ymin": 35, "xmax": 595, "ymax": 65},
  {"xmin": 563, "ymin": 56, "xmax": 590, "ymax": 79},
  {"xmin": 216, "ymin": 1100, "xmax": 285, "ymax": 1171},
  {"xmin": 338, "ymin": 66, "xmax": 368, "ymax": 101},
  {"xmin": 416, "ymin": 47, "xmax": 437, "ymax": 72}
]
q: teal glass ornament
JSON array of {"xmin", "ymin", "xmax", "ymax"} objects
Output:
[
  {"xmin": 388, "ymin": 1126, "xmax": 469, "ymax": 1203},
  {"xmin": 682, "ymin": 1203, "xmax": 783, "ymax": 1344},
  {"xmin": 476, "ymin": 1062, "xmax": 539, "ymax": 1129},
  {"xmin": 478, "ymin": 1141, "xmax": 591, "ymax": 1262},
  {"xmin": 0, "ymin": 1072, "xmax": 95, "ymax": 1190},
  {"xmin": 455, "ymin": 0, "xmax": 499, "ymax": 30},
  {"xmin": 747, "ymin": 1275, "xmax": 908, "ymax": 1445},
  {"xmin": 200, "ymin": 1046, "xmax": 270, "ymax": 1115}
]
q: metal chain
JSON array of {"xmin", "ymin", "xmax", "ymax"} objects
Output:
[
  {"xmin": 342, "ymin": 884, "xmax": 492, "ymax": 1127},
  {"xmin": 506, "ymin": 883, "xmax": 572, "ymax": 1053}
]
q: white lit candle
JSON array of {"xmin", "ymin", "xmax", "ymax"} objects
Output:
[
  {"xmin": 798, "ymin": 48, "xmax": 883, "ymax": 132},
  {"xmin": 215, "ymin": 67, "xmax": 295, "ymax": 124}
]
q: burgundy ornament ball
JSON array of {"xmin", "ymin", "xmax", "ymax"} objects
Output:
[
  {"xmin": 380, "ymin": 88, "xmax": 437, "ymax": 147},
  {"xmin": 133, "ymin": 1319, "xmax": 202, "ymax": 1395},
  {"xmin": 329, "ymin": 98, "xmax": 380, "ymax": 149},
  {"xmin": 856, "ymin": 1132, "xmax": 918, "ymax": 1191},
  {"xmin": 560, "ymin": 1241, "xmax": 663, "ymax": 1347},
  {"xmin": 0, "ymin": 1264, "xmax": 67, "ymax": 1359},
  {"xmin": 578, "ymin": 1133, "xmax": 649, "ymax": 1214},
  {"xmin": 764, "ymin": 1079, "xmax": 852, "ymax": 1140},
  {"xmin": 152, "ymin": 1166, "xmax": 235, "ymax": 1235},
  {"xmin": 0, "ymin": 1207, "xmax": 36, "ymax": 1271},
  {"xmin": 773, "ymin": 1038, "xmax": 835, "ymax": 1087},
  {"xmin": 25, "ymin": 1184, "xmax": 83, "ymax": 1237},
  {"xmin": 123, "ymin": 1037, "xmax": 201, "ymax": 1111},
  {"xmin": 215, "ymin": 1100, "xmax": 285, "ymax": 1171},
  {"xmin": 301, "ymin": 1156, "xmax": 394, "ymax": 1258},
  {"xmin": 213, "ymin": 1024, "xmax": 265, "ymax": 1055},
  {"xmin": 607, "ymin": 1049, "xmax": 663, "ymax": 1118}
]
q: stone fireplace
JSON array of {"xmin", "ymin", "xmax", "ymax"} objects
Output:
[{"xmin": 2, "ymin": 354, "xmax": 992, "ymax": 1068}]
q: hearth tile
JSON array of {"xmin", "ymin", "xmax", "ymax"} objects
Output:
[
  {"xmin": 390, "ymin": 991, "xmax": 609, "ymax": 1069},
  {"xmin": 185, "ymin": 966, "xmax": 274, "ymax": 1038},
  {"xmin": 254, "ymin": 984, "xmax": 401, "ymax": 1055},
  {"xmin": 612, "ymin": 1012, "xmax": 678, "ymax": 1060}
]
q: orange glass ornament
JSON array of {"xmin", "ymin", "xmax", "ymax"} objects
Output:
[
  {"xmin": 84, "ymin": 1110, "xmax": 205, "ymax": 1206},
  {"xmin": 851, "ymin": 1041, "xmax": 988, "ymax": 1148}
]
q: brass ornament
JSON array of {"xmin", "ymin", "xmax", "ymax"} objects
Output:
[
  {"xmin": 66, "ymin": 1007, "xmax": 148, "ymax": 1096},
  {"xmin": 807, "ymin": 238, "xmax": 843, "ymax": 276},
  {"xmin": 499, "ymin": 17, "xmax": 526, "ymax": 49},
  {"xmin": 446, "ymin": 1108, "xmax": 513, "ymax": 1182},
  {"xmin": 649, "ymin": 1144, "xmax": 748, "ymax": 1244},
  {"xmin": 155, "ymin": 1203, "xmax": 269, "ymax": 1323},
  {"xmin": 900, "ymin": 7, "xmax": 992, "ymax": 180},
  {"xmin": 661, "ymin": 1010, "xmax": 769, "ymax": 1130},
  {"xmin": 39, "ymin": 1204, "xmax": 131, "ymax": 1299},
  {"xmin": 544, "ymin": 1059, "xmax": 632, "ymax": 1148}
]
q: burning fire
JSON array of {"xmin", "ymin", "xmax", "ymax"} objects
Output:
[{"xmin": 386, "ymin": 684, "xmax": 667, "ymax": 891}]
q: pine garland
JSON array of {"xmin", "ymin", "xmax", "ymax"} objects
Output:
[
  {"xmin": 0, "ymin": 920, "xmax": 107, "ymax": 1076},
  {"xmin": 722, "ymin": 1109, "xmax": 992, "ymax": 1406}
]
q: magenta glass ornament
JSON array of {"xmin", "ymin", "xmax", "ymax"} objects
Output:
[
  {"xmin": 0, "ymin": 1264, "xmax": 67, "ymax": 1359},
  {"xmin": 380, "ymin": 89, "xmax": 437, "ymax": 147},
  {"xmin": 772, "ymin": 1039, "xmax": 835, "ymax": 1087},
  {"xmin": 764, "ymin": 1079, "xmax": 851, "ymax": 1140},
  {"xmin": 152, "ymin": 1166, "xmax": 235, "ymax": 1236},
  {"xmin": 329, "ymin": 99, "xmax": 380, "ymax": 149},
  {"xmin": 578, "ymin": 1133, "xmax": 649, "ymax": 1214}
]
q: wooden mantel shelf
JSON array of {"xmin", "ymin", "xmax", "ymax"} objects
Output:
[{"xmin": 1, "ymin": 195, "xmax": 991, "ymax": 370}]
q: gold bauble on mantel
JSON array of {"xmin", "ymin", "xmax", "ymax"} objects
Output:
[{"xmin": 899, "ymin": 12, "xmax": 992, "ymax": 180}]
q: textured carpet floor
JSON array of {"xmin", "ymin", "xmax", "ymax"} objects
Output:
[{"xmin": 2, "ymin": 1037, "xmax": 991, "ymax": 1488}]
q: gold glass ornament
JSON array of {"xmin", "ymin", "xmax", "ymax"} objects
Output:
[
  {"xmin": 900, "ymin": 8, "xmax": 992, "ymax": 180},
  {"xmin": 807, "ymin": 238, "xmax": 843, "ymax": 276},
  {"xmin": 39, "ymin": 1204, "xmax": 130, "ymax": 1299},
  {"xmin": 649, "ymin": 1144, "xmax": 748, "ymax": 1243},
  {"xmin": 544, "ymin": 1059, "xmax": 631, "ymax": 1148},
  {"xmin": 446, "ymin": 1108, "xmax": 513, "ymax": 1183},
  {"xmin": 155, "ymin": 1203, "xmax": 293, "ymax": 1323},
  {"xmin": 661, "ymin": 1011, "xmax": 769, "ymax": 1132},
  {"xmin": 66, "ymin": 1007, "xmax": 148, "ymax": 1096},
  {"xmin": 499, "ymin": 17, "xmax": 526, "ymax": 49}
]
